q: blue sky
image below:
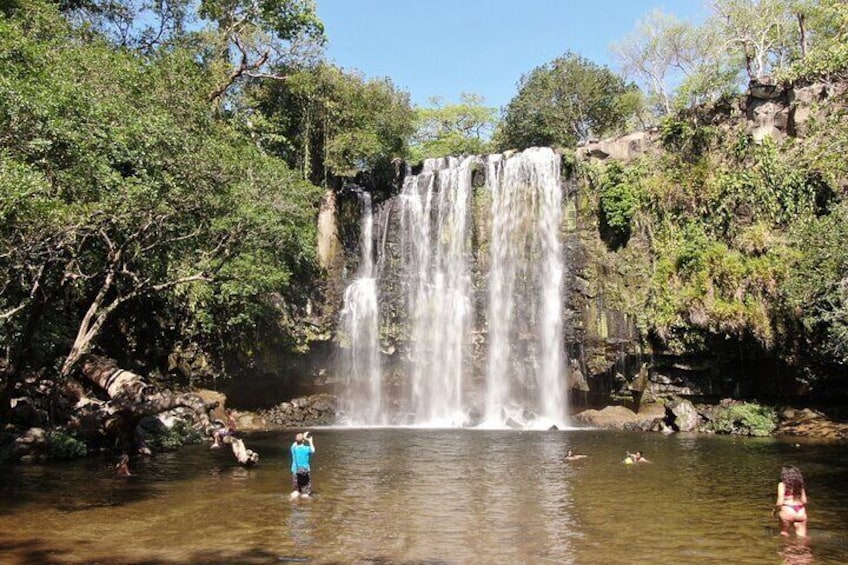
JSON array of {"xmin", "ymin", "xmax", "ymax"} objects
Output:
[{"xmin": 315, "ymin": 0, "xmax": 707, "ymax": 110}]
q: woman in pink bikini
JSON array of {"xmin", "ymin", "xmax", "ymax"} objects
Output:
[{"xmin": 774, "ymin": 465, "xmax": 808, "ymax": 537}]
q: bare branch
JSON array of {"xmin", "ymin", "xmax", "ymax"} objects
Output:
[
  {"xmin": 0, "ymin": 303, "xmax": 28, "ymax": 322},
  {"xmin": 208, "ymin": 34, "xmax": 271, "ymax": 103},
  {"xmin": 244, "ymin": 71, "xmax": 289, "ymax": 81}
]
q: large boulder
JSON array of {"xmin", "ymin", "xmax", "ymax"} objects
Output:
[
  {"xmin": 576, "ymin": 131, "xmax": 656, "ymax": 163},
  {"xmin": 572, "ymin": 404, "xmax": 664, "ymax": 429},
  {"xmin": 777, "ymin": 407, "xmax": 848, "ymax": 440},
  {"xmin": 665, "ymin": 398, "xmax": 701, "ymax": 432},
  {"xmin": 0, "ymin": 427, "xmax": 48, "ymax": 462},
  {"xmin": 790, "ymin": 83, "xmax": 831, "ymax": 137},
  {"xmin": 747, "ymin": 97, "xmax": 790, "ymax": 141}
]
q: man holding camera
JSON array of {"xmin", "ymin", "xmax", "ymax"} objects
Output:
[{"xmin": 290, "ymin": 431, "xmax": 316, "ymax": 498}]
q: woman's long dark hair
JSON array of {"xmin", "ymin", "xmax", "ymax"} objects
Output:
[{"xmin": 781, "ymin": 465, "xmax": 805, "ymax": 495}]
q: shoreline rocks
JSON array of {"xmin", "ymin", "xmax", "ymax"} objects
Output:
[
  {"xmin": 573, "ymin": 397, "xmax": 848, "ymax": 440},
  {"xmin": 261, "ymin": 393, "xmax": 337, "ymax": 428}
]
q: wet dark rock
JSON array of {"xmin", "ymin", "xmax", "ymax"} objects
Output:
[
  {"xmin": 262, "ymin": 394, "xmax": 338, "ymax": 427},
  {"xmin": 0, "ymin": 427, "xmax": 48, "ymax": 462},
  {"xmin": 7, "ymin": 397, "xmax": 48, "ymax": 429}
]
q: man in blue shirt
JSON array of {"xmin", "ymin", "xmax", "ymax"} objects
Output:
[{"xmin": 290, "ymin": 431, "xmax": 316, "ymax": 498}]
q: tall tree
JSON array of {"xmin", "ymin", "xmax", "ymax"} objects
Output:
[
  {"xmin": 709, "ymin": 0, "xmax": 799, "ymax": 82},
  {"xmin": 783, "ymin": 0, "xmax": 848, "ymax": 81},
  {"xmin": 411, "ymin": 93, "xmax": 498, "ymax": 161},
  {"xmin": 612, "ymin": 9, "xmax": 740, "ymax": 116},
  {"xmin": 0, "ymin": 1, "xmax": 323, "ymax": 391},
  {"xmin": 495, "ymin": 52, "xmax": 636, "ymax": 150},
  {"xmin": 200, "ymin": 0, "xmax": 325, "ymax": 102},
  {"xmin": 250, "ymin": 63, "xmax": 415, "ymax": 184},
  {"xmin": 611, "ymin": 10, "xmax": 698, "ymax": 115}
]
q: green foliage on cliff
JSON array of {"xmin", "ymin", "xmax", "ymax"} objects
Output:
[
  {"xmin": 779, "ymin": 0, "xmax": 848, "ymax": 83},
  {"xmin": 598, "ymin": 161, "xmax": 641, "ymax": 248},
  {"xmin": 706, "ymin": 402, "xmax": 778, "ymax": 437},
  {"xmin": 585, "ymin": 86, "xmax": 847, "ymax": 376},
  {"xmin": 785, "ymin": 202, "xmax": 848, "ymax": 366}
]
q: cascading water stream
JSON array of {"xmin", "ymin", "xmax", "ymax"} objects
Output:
[
  {"xmin": 484, "ymin": 148, "xmax": 566, "ymax": 427},
  {"xmin": 339, "ymin": 192, "xmax": 384, "ymax": 425},
  {"xmin": 338, "ymin": 148, "xmax": 568, "ymax": 428},
  {"xmin": 399, "ymin": 156, "xmax": 474, "ymax": 426}
]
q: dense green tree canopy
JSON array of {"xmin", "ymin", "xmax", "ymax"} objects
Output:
[
  {"xmin": 410, "ymin": 93, "xmax": 498, "ymax": 161},
  {"xmin": 0, "ymin": 1, "xmax": 322, "ymax": 385},
  {"xmin": 495, "ymin": 52, "xmax": 636, "ymax": 150},
  {"xmin": 3, "ymin": 0, "xmax": 848, "ymax": 414},
  {"xmin": 249, "ymin": 63, "xmax": 415, "ymax": 184}
]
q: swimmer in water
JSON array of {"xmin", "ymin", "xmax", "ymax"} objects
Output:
[
  {"xmin": 115, "ymin": 453, "xmax": 132, "ymax": 476},
  {"xmin": 774, "ymin": 465, "xmax": 808, "ymax": 538},
  {"xmin": 565, "ymin": 449, "xmax": 587, "ymax": 461},
  {"xmin": 624, "ymin": 451, "xmax": 650, "ymax": 464}
]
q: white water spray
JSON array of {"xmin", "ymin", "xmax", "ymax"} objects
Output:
[
  {"xmin": 484, "ymin": 148, "xmax": 566, "ymax": 427},
  {"xmin": 339, "ymin": 148, "xmax": 568, "ymax": 428},
  {"xmin": 399, "ymin": 156, "xmax": 474, "ymax": 426},
  {"xmin": 339, "ymin": 192, "xmax": 384, "ymax": 425}
]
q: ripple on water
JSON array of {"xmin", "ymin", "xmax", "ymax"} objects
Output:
[{"xmin": 1, "ymin": 429, "xmax": 847, "ymax": 564}]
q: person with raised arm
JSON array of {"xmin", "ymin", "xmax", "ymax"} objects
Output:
[{"xmin": 290, "ymin": 431, "xmax": 316, "ymax": 499}]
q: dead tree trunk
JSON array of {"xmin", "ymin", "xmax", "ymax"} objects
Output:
[
  {"xmin": 79, "ymin": 356, "xmax": 258, "ymax": 465},
  {"xmin": 81, "ymin": 356, "xmax": 214, "ymax": 432}
]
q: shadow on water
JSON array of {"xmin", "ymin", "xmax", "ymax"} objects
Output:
[
  {"xmin": 0, "ymin": 535, "xmax": 291, "ymax": 565},
  {"xmin": 0, "ymin": 460, "xmax": 155, "ymax": 516},
  {"xmin": 0, "ymin": 533, "xmax": 458, "ymax": 565},
  {"xmin": 0, "ymin": 442, "xmax": 262, "ymax": 517}
]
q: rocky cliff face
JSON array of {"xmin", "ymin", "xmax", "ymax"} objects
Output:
[
  {"xmin": 255, "ymin": 153, "xmax": 647, "ymax": 415},
  {"xmin": 570, "ymin": 79, "xmax": 848, "ymax": 406},
  {"xmin": 227, "ymin": 80, "xmax": 842, "ymax": 413}
]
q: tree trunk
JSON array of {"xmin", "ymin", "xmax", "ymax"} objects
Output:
[
  {"xmin": 80, "ymin": 355, "xmax": 215, "ymax": 432},
  {"xmin": 797, "ymin": 12, "xmax": 807, "ymax": 58},
  {"xmin": 78, "ymin": 356, "xmax": 258, "ymax": 465},
  {"xmin": 222, "ymin": 435, "xmax": 259, "ymax": 465}
]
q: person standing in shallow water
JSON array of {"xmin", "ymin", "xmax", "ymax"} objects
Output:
[
  {"xmin": 290, "ymin": 431, "xmax": 315, "ymax": 499},
  {"xmin": 775, "ymin": 465, "xmax": 808, "ymax": 537}
]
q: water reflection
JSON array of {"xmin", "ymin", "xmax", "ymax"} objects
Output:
[
  {"xmin": 781, "ymin": 539, "xmax": 813, "ymax": 565},
  {"xmin": 287, "ymin": 502, "xmax": 316, "ymax": 548},
  {"xmin": 0, "ymin": 430, "xmax": 847, "ymax": 564}
]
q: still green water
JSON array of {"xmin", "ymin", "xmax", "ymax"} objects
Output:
[{"xmin": 0, "ymin": 429, "xmax": 846, "ymax": 564}]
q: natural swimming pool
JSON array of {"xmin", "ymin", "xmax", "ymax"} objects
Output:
[{"xmin": 1, "ymin": 428, "xmax": 846, "ymax": 564}]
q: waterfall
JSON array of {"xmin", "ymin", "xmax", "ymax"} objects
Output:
[
  {"xmin": 484, "ymin": 148, "xmax": 565, "ymax": 427},
  {"xmin": 399, "ymin": 156, "xmax": 474, "ymax": 426},
  {"xmin": 338, "ymin": 148, "xmax": 568, "ymax": 428},
  {"xmin": 339, "ymin": 192, "xmax": 384, "ymax": 425}
]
